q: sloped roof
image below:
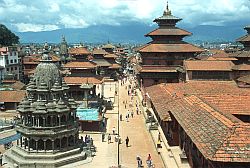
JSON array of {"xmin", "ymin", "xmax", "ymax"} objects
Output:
[
  {"xmin": 0, "ymin": 90, "xmax": 26, "ymax": 102},
  {"xmin": 92, "ymin": 59, "xmax": 111, "ymax": 67},
  {"xmin": 140, "ymin": 65, "xmax": 178, "ymax": 73},
  {"xmin": 229, "ymin": 51, "xmax": 250, "ymax": 58},
  {"xmin": 104, "ymin": 53, "xmax": 119, "ymax": 58},
  {"xmin": 232, "ymin": 64, "xmax": 250, "ymax": 71},
  {"xmin": 184, "ymin": 60, "xmax": 234, "ymax": 71},
  {"xmin": 237, "ymin": 34, "xmax": 250, "ymax": 42},
  {"xmin": 10, "ymin": 81, "xmax": 26, "ymax": 90},
  {"xmin": 64, "ymin": 77, "xmax": 103, "ymax": 85},
  {"xmin": 68, "ymin": 47, "xmax": 90, "ymax": 55},
  {"xmin": 146, "ymin": 83, "xmax": 250, "ymax": 162},
  {"xmin": 64, "ymin": 61, "xmax": 96, "ymax": 69},
  {"xmin": 139, "ymin": 43, "xmax": 204, "ymax": 53},
  {"xmin": 168, "ymin": 95, "xmax": 250, "ymax": 162},
  {"xmin": 146, "ymin": 28, "xmax": 191, "ymax": 36},
  {"xmin": 92, "ymin": 48, "xmax": 108, "ymax": 55},
  {"xmin": 109, "ymin": 64, "xmax": 121, "ymax": 69},
  {"xmin": 237, "ymin": 75, "xmax": 250, "ymax": 84},
  {"xmin": 102, "ymin": 43, "xmax": 115, "ymax": 49}
]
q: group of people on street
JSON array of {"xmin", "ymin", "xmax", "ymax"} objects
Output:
[{"xmin": 136, "ymin": 154, "xmax": 154, "ymax": 168}]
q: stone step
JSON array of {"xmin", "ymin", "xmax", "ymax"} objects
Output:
[{"xmin": 4, "ymin": 146, "xmax": 87, "ymax": 168}]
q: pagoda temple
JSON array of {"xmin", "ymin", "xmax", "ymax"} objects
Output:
[
  {"xmin": 230, "ymin": 25, "xmax": 250, "ymax": 64},
  {"xmin": 138, "ymin": 2, "xmax": 203, "ymax": 87},
  {"xmin": 5, "ymin": 43, "xmax": 86, "ymax": 167},
  {"xmin": 59, "ymin": 35, "xmax": 68, "ymax": 63}
]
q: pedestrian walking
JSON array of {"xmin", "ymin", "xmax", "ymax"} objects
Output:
[
  {"xmin": 112, "ymin": 127, "xmax": 116, "ymax": 135},
  {"xmin": 108, "ymin": 134, "xmax": 111, "ymax": 144},
  {"xmin": 158, "ymin": 132, "xmax": 161, "ymax": 142},
  {"xmin": 137, "ymin": 155, "xmax": 142, "ymax": 168},
  {"xmin": 0, "ymin": 152, "xmax": 3, "ymax": 166},
  {"xmin": 146, "ymin": 154, "xmax": 152, "ymax": 168},
  {"xmin": 125, "ymin": 104, "xmax": 127, "ymax": 109},
  {"xmin": 126, "ymin": 115, "xmax": 128, "ymax": 122},
  {"xmin": 127, "ymin": 110, "xmax": 130, "ymax": 118},
  {"xmin": 131, "ymin": 111, "xmax": 134, "ymax": 118},
  {"xmin": 102, "ymin": 132, "xmax": 105, "ymax": 142},
  {"xmin": 136, "ymin": 108, "xmax": 139, "ymax": 115},
  {"xmin": 125, "ymin": 136, "xmax": 129, "ymax": 147},
  {"xmin": 120, "ymin": 114, "xmax": 123, "ymax": 121}
]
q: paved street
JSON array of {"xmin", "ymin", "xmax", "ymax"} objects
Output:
[{"xmin": 65, "ymin": 78, "xmax": 165, "ymax": 168}]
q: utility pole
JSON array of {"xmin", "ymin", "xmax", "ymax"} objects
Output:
[{"xmin": 117, "ymin": 80, "xmax": 121, "ymax": 168}]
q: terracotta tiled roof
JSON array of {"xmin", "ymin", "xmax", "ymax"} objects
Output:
[
  {"xmin": 146, "ymin": 85, "xmax": 175, "ymax": 121},
  {"xmin": 200, "ymin": 94, "xmax": 250, "ymax": 115},
  {"xmin": 104, "ymin": 53, "xmax": 119, "ymax": 58},
  {"xmin": 0, "ymin": 90, "xmax": 26, "ymax": 102},
  {"xmin": 210, "ymin": 49, "xmax": 230, "ymax": 58},
  {"xmin": 184, "ymin": 60, "xmax": 234, "ymax": 71},
  {"xmin": 64, "ymin": 77, "xmax": 103, "ymax": 85},
  {"xmin": 92, "ymin": 48, "xmax": 108, "ymax": 55},
  {"xmin": 214, "ymin": 57, "xmax": 238, "ymax": 61},
  {"xmin": 139, "ymin": 43, "xmax": 204, "ymax": 53},
  {"xmin": 64, "ymin": 61, "xmax": 96, "ymax": 69},
  {"xmin": 229, "ymin": 51, "xmax": 250, "ymax": 58},
  {"xmin": 68, "ymin": 47, "xmax": 90, "ymax": 55},
  {"xmin": 102, "ymin": 43, "xmax": 115, "ymax": 49},
  {"xmin": 23, "ymin": 54, "xmax": 60, "ymax": 63},
  {"xmin": 237, "ymin": 75, "xmax": 250, "ymax": 84},
  {"xmin": 237, "ymin": 34, "xmax": 250, "ymax": 42},
  {"xmin": 109, "ymin": 64, "xmax": 121, "ymax": 69},
  {"xmin": 140, "ymin": 65, "xmax": 179, "ymax": 73},
  {"xmin": 167, "ymin": 95, "xmax": 250, "ymax": 162},
  {"xmin": 232, "ymin": 64, "xmax": 250, "ymax": 70},
  {"xmin": 147, "ymin": 83, "xmax": 250, "ymax": 162},
  {"xmin": 164, "ymin": 81, "xmax": 249, "ymax": 97},
  {"xmin": 146, "ymin": 28, "xmax": 192, "ymax": 36},
  {"xmin": 10, "ymin": 81, "xmax": 26, "ymax": 90}
]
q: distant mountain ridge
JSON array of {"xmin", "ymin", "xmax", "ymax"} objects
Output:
[{"xmin": 15, "ymin": 22, "xmax": 247, "ymax": 44}]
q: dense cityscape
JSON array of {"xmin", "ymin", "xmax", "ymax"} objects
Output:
[{"xmin": 0, "ymin": 1, "xmax": 250, "ymax": 168}]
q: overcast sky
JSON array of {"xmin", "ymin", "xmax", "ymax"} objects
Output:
[{"xmin": 0, "ymin": 0, "xmax": 250, "ymax": 32}]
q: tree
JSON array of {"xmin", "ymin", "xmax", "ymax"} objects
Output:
[{"xmin": 0, "ymin": 24, "xmax": 19, "ymax": 46}]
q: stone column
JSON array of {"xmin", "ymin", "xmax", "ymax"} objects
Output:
[
  {"xmin": 20, "ymin": 137, "xmax": 23, "ymax": 147},
  {"xmin": 32, "ymin": 116, "xmax": 35, "ymax": 126},
  {"xmin": 58, "ymin": 115, "xmax": 61, "ymax": 126},
  {"xmin": 66, "ymin": 137, "xmax": 69, "ymax": 148},
  {"xmin": 28, "ymin": 138, "xmax": 30, "ymax": 151},
  {"xmin": 51, "ymin": 116, "xmax": 53, "ymax": 126},
  {"xmin": 37, "ymin": 117, "xmax": 40, "ymax": 127},
  {"xmin": 59, "ymin": 138, "xmax": 62, "ymax": 149},
  {"xmin": 44, "ymin": 140, "xmax": 46, "ymax": 152},
  {"xmin": 36, "ymin": 140, "xmax": 38, "ymax": 152},
  {"xmin": 52, "ymin": 140, "xmax": 55, "ymax": 152},
  {"xmin": 43, "ymin": 117, "xmax": 46, "ymax": 127}
]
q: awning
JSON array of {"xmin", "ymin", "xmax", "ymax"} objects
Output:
[{"xmin": 0, "ymin": 133, "xmax": 21, "ymax": 145}]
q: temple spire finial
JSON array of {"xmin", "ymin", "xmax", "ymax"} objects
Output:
[{"xmin": 164, "ymin": 1, "xmax": 172, "ymax": 16}]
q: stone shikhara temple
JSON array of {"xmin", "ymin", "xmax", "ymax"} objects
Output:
[{"xmin": 5, "ymin": 43, "xmax": 86, "ymax": 167}]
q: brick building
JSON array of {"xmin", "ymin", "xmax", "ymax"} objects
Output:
[{"xmin": 146, "ymin": 82, "xmax": 250, "ymax": 168}]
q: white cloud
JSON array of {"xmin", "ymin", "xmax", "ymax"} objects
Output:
[
  {"xmin": 13, "ymin": 23, "xmax": 59, "ymax": 32},
  {"xmin": 0, "ymin": 0, "xmax": 249, "ymax": 32}
]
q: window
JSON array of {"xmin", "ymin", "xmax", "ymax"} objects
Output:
[
  {"xmin": 10, "ymin": 67, "xmax": 13, "ymax": 71},
  {"xmin": 10, "ymin": 60, "xmax": 13, "ymax": 63},
  {"xmin": 7, "ymin": 68, "xmax": 9, "ymax": 71},
  {"xmin": 15, "ymin": 67, "xmax": 17, "ymax": 70},
  {"xmin": 14, "ymin": 59, "xmax": 17, "ymax": 63}
]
